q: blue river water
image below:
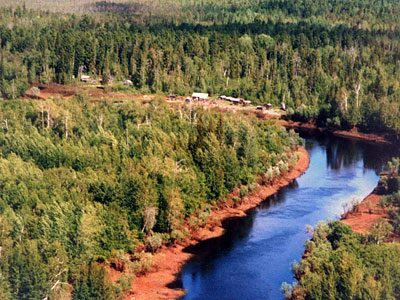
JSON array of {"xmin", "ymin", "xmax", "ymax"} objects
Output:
[{"xmin": 180, "ymin": 134, "xmax": 397, "ymax": 300}]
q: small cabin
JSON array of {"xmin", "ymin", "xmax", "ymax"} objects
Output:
[
  {"xmin": 185, "ymin": 97, "xmax": 191, "ymax": 102},
  {"xmin": 265, "ymin": 103, "xmax": 272, "ymax": 110},
  {"xmin": 123, "ymin": 80, "xmax": 133, "ymax": 86},
  {"xmin": 80, "ymin": 75, "xmax": 91, "ymax": 82},
  {"xmin": 256, "ymin": 106, "xmax": 264, "ymax": 110},
  {"xmin": 192, "ymin": 92, "xmax": 209, "ymax": 102},
  {"xmin": 231, "ymin": 98, "xmax": 240, "ymax": 105},
  {"xmin": 243, "ymin": 100, "xmax": 251, "ymax": 106},
  {"xmin": 169, "ymin": 94, "xmax": 177, "ymax": 100}
]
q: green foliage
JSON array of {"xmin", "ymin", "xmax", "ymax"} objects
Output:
[
  {"xmin": 72, "ymin": 263, "xmax": 114, "ymax": 300},
  {"xmin": 0, "ymin": 1, "xmax": 399, "ymax": 133},
  {"xmin": 146, "ymin": 233, "xmax": 164, "ymax": 253},
  {"xmin": 239, "ymin": 186, "xmax": 249, "ymax": 198},
  {"xmin": 0, "ymin": 98, "xmax": 300, "ymax": 299},
  {"xmin": 375, "ymin": 158, "xmax": 400, "ymax": 235},
  {"xmin": 0, "ymin": 52, "xmax": 28, "ymax": 99},
  {"xmin": 288, "ymin": 221, "xmax": 400, "ymax": 300},
  {"xmin": 233, "ymin": 196, "xmax": 242, "ymax": 205}
]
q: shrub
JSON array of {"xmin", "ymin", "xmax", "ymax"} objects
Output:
[
  {"xmin": 278, "ymin": 160, "xmax": 289, "ymax": 174},
  {"xmin": 199, "ymin": 210, "xmax": 210, "ymax": 224},
  {"xmin": 114, "ymin": 274, "xmax": 134, "ymax": 297},
  {"xmin": 74, "ymin": 89, "xmax": 89, "ymax": 102},
  {"xmin": 332, "ymin": 116, "xmax": 341, "ymax": 128},
  {"xmin": 272, "ymin": 166, "xmax": 281, "ymax": 177},
  {"xmin": 72, "ymin": 263, "xmax": 115, "ymax": 300},
  {"xmin": 171, "ymin": 229, "xmax": 186, "ymax": 243},
  {"xmin": 188, "ymin": 216, "xmax": 200, "ymax": 230},
  {"xmin": 130, "ymin": 253, "xmax": 153, "ymax": 274},
  {"xmin": 248, "ymin": 182, "xmax": 258, "ymax": 192},
  {"xmin": 264, "ymin": 167, "xmax": 274, "ymax": 183},
  {"xmin": 30, "ymin": 86, "xmax": 40, "ymax": 97},
  {"xmin": 280, "ymin": 153, "xmax": 289, "ymax": 162},
  {"xmin": 240, "ymin": 186, "xmax": 249, "ymax": 197},
  {"xmin": 288, "ymin": 153, "xmax": 299, "ymax": 167},
  {"xmin": 233, "ymin": 196, "xmax": 242, "ymax": 205},
  {"xmin": 146, "ymin": 233, "xmax": 163, "ymax": 253}
]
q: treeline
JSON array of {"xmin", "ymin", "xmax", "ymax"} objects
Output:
[
  {"xmin": 0, "ymin": 97, "xmax": 302, "ymax": 299},
  {"xmin": 285, "ymin": 158, "xmax": 400, "ymax": 300},
  {"xmin": 284, "ymin": 221, "xmax": 400, "ymax": 300},
  {"xmin": 376, "ymin": 158, "xmax": 400, "ymax": 235},
  {"xmin": 1, "ymin": 1, "xmax": 400, "ymax": 132},
  {"xmin": 3, "ymin": 0, "xmax": 400, "ymax": 24}
]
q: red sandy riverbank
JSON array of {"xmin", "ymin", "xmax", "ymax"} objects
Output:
[
  {"xmin": 122, "ymin": 147, "xmax": 310, "ymax": 300},
  {"xmin": 341, "ymin": 192, "xmax": 385, "ymax": 234}
]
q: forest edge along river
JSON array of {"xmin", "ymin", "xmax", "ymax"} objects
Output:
[
  {"xmin": 179, "ymin": 133, "xmax": 398, "ymax": 300},
  {"xmin": 127, "ymin": 133, "xmax": 397, "ymax": 300},
  {"xmin": 127, "ymin": 147, "xmax": 310, "ymax": 300}
]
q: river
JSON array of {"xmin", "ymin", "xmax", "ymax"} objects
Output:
[{"xmin": 180, "ymin": 134, "xmax": 397, "ymax": 300}]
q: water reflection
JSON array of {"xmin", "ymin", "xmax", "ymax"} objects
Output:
[
  {"xmin": 181, "ymin": 135, "xmax": 397, "ymax": 300},
  {"xmin": 304, "ymin": 133, "xmax": 396, "ymax": 172}
]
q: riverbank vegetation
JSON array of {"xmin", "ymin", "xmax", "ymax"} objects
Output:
[
  {"xmin": 285, "ymin": 158, "xmax": 400, "ymax": 300},
  {"xmin": 1, "ymin": 0, "xmax": 400, "ymax": 299},
  {"xmin": 1, "ymin": 1, "xmax": 400, "ymax": 134},
  {"xmin": 284, "ymin": 220, "xmax": 400, "ymax": 300},
  {"xmin": 0, "ymin": 96, "xmax": 302, "ymax": 299}
]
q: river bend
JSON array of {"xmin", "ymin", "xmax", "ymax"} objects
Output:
[{"xmin": 181, "ymin": 134, "xmax": 397, "ymax": 300}]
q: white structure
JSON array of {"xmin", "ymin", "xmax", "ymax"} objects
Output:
[
  {"xmin": 80, "ymin": 75, "xmax": 91, "ymax": 82},
  {"xmin": 192, "ymin": 92, "xmax": 209, "ymax": 101}
]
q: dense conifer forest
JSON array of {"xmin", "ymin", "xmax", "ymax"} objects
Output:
[
  {"xmin": 285, "ymin": 220, "xmax": 400, "ymax": 300},
  {"xmin": 1, "ymin": 1, "xmax": 400, "ymax": 299},
  {"xmin": 0, "ymin": 96, "xmax": 302, "ymax": 299},
  {"xmin": 1, "ymin": 0, "xmax": 400, "ymax": 132}
]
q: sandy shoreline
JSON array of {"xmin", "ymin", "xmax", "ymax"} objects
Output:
[
  {"xmin": 341, "ymin": 191, "xmax": 385, "ymax": 234},
  {"xmin": 123, "ymin": 147, "xmax": 310, "ymax": 300}
]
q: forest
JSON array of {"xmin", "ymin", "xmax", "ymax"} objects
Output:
[
  {"xmin": 285, "ymin": 158, "xmax": 400, "ymax": 300},
  {"xmin": 0, "ymin": 96, "xmax": 302, "ymax": 299},
  {"xmin": 285, "ymin": 220, "xmax": 400, "ymax": 300},
  {"xmin": 1, "ymin": 0, "xmax": 400, "ymax": 299},
  {"xmin": 1, "ymin": 0, "xmax": 400, "ymax": 133}
]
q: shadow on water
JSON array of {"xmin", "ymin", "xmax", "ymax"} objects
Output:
[
  {"xmin": 169, "ymin": 184, "xmax": 295, "ymax": 291},
  {"xmin": 301, "ymin": 131, "xmax": 396, "ymax": 172},
  {"xmin": 182, "ymin": 182, "xmax": 298, "ymax": 259},
  {"xmin": 185, "ymin": 178, "xmax": 301, "ymax": 255}
]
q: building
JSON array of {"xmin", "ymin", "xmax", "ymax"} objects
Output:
[
  {"xmin": 80, "ymin": 75, "xmax": 91, "ymax": 82},
  {"xmin": 242, "ymin": 100, "xmax": 251, "ymax": 106},
  {"xmin": 192, "ymin": 92, "xmax": 209, "ymax": 101}
]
